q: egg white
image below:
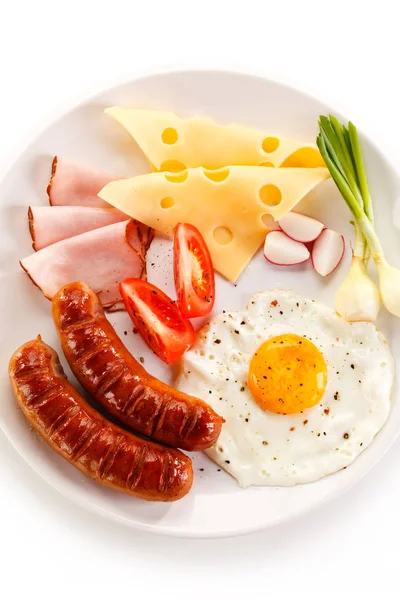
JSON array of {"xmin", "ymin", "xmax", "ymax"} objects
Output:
[{"xmin": 176, "ymin": 290, "xmax": 394, "ymax": 487}]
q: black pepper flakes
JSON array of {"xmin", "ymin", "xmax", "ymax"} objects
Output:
[
  {"xmin": 139, "ymin": 356, "xmax": 145, "ymax": 364},
  {"xmin": 214, "ymin": 339, "xmax": 221, "ymax": 344},
  {"xmin": 343, "ymin": 432, "xmax": 349, "ymax": 439},
  {"xmin": 225, "ymin": 460, "xmax": 230, "ymax": 464}
]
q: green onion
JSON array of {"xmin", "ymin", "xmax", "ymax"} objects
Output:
[{"xmin": 317, "ymin": 115, "xmax": 400, "ymax": 320}]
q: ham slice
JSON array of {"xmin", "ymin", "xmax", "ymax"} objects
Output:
[
  {"xmin": 28, "ymin": 206, "xmax": 127, "ymax": 250},
  {"xmin": 20, "ymin": 220, "xmax": 145, "ymax": 309},
  {"xmin": 45, "ymin": 156, "xmax": 154, "ymax": 257},
  {"xmin": 47, "ymin": 156, "xmax": 121, "ymax": 208}
]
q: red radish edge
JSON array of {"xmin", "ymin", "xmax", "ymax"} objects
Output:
[
  {"xmin": 311, "ymin": 228, "xmax": 345, "ymax": 276},
  {"xmin": 278, "ymin": 211, "xmax": 324, "ymax": 243},
  {"xmin": 264, "ymin": 231, "xmax": 310, "ymax": 266}
]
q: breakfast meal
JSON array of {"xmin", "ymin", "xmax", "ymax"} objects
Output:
[{"xmin": 8, "ymin": 102, "xmax": 398, "ymax": 506}]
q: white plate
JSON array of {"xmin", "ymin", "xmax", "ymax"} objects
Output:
[{"xmin": 1, "ymin": 70, "xmax": 399, "ymax": 538}]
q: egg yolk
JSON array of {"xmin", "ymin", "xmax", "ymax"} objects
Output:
[{"xmin": 248, "ymin": 334, "xmax": 327, "ymax": 415}]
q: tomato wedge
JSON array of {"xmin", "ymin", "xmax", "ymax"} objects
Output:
[
  {"xmin": 173, "ymin": 223, "xmax": 215, "ymax": 319},
  {"xmin": 119, "ymin": 279, "xmax": 195, "ymax": 365}
]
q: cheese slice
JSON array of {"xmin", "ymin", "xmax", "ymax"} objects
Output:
[
  {"xmin": 105, "ymin": 107, "xmax": 325, "ymax": 171},
  {"xmin": 98, "ymin": 166, "xmax": 330, "ymax": 281}
]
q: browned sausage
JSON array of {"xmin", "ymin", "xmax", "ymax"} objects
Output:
[
  {"xmin": 52, "ymin": 282, "xmax": 224, "ymax": 451},
  {"xmin": 9, "ymin": 337, "xmax": 193, "ymax": 502}
]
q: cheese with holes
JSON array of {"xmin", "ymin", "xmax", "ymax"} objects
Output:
[
  {"xmin": 105, "ymin": 107, "xmax": 325, "ymax": 171},
  {"xmin": 98, "ymin": 166, "xmax": 330, "ymax": 281}
]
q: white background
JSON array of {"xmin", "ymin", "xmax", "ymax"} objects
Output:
[{"xmin": 1, "ymin": 1, "xmax": 400, "ymax": 598}]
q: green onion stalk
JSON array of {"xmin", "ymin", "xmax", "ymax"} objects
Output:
[{"xmin": 317, "ymin": 115, "xmax": 400, "ymax": 321}]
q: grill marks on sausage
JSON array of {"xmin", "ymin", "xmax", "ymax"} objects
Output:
[
  {"xmin": 127, "ymin": 443, "xmax": 148, "ymax": 490},
  {"xmin": 71, "ymin": 421, "xmax": 103, "ymax": 461},
  {"xmin": 74, "ymin": 342, "xmax": 110, "ymax": 368},
  {"xmin": 61, "ymin": 317, "xmax": 96, "ymax": 333},
  {"xmin": 123, "ymin": 383, "xmax": 147, "ymax": 417},
  {"xmin": 24, "ymin": 382, "xmax": 62, "ymax": 408},
  {"xmin": 180, "ymin": 405, "xmax": 200, "ymax": 441},
  {"xmin": 99, "ymin": 433, "xmax": 124, "ymax": 480},
  {"xmin": 159, "ymin": 450, "xmax": 172, "ymax": 493},
  {"xmin": 95, "ymin": 361, "xmax": 126, "ymax": 395},
  {"xmin": 13, "ymin": 366, "xmax": 49, "ymax": 379},
  {"xmin": 149, "ymin": 397, "xmax": 173, "ymax": 437},
  {"xmin": 46, "ymin": 404, "xmax": 78, "ymax": 438}
]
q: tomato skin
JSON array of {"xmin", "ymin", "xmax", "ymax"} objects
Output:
[
  {"xmin": 173, "ymin": 223, "xmax": 215, "ymax": 319},
  {"xmin": 119, "ymin": 278, "xmax": 196, "ymax": 365}
]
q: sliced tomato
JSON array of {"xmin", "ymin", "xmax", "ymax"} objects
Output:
[
  {"xmin": 119, "ymin": 278, "xmax": 195, "ymax": 365},
  {"xmin": 173, "ymin": 223, "xmax": 215, "ymax": 319}
]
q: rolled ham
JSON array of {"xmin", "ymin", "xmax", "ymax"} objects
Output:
[
  {"xmin": 47, "ymin": 156, "xmax": 121, "ymax": 208},
  {"xmin": 28, "ymin": 206, "xmax": 127, "ymax": 250},
  {"xmin": 21, "ymin": 220, "xmax": 145, "ymax": 309}
]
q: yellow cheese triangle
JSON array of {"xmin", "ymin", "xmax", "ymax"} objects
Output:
[
  {"xmin": 105, "ymin": 107, "xmax": 325, "ymax": 171},
  {"xmin": 98, "ymin": 166, "xmax": 330, "ymax": 281}
]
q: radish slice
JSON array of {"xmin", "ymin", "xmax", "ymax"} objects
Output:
[
  {"xmin": 278, "ymin": 211, "xmax": 324, "ymax": 243},
  {"xmin": 264, "ymin": 231, "xmax": 310, "ymax": 266},
  {"xmin": 312, "ymin": 229, "xmax": 345, "ymax": 276}
]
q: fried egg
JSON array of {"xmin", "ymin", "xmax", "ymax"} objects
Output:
[{"xmin": 176, "ymin": 290, "xmax": 394, "ymax": 486}]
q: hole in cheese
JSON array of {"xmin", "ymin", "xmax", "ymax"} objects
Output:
[
  {"xmin": 280, "ymin": 147, "xmax": 325, "ymax": 168},
  {"xmin": 202, "ymin": 167, "xmax": 230, "ymax": 183},
  {"xmin": 261, "ymin": 214, "xmax": 279, "ymax": 229},
  {"xmin": 213, "ymin": 226, "xmax": 233, "ymax": 245},
  {"xmin": 165, "ymin": 170, "xmax": 188, "ymax": 183},
  {"xmin": 161, "ymin": 127, "xmax": 178, "ymax": 145},
  {"xmin": 259, "ymin": 184, "xmax": 282, "ymax": 206},
  {"xmin": 160, "ymin": 197, "xmax": 175, "ymax": 209},
  {"xmin": 259, "ymin": 161, "xmax": 274, "ymax": 167},
  {"xmin": 160, "ymin": 160, "xmax": 186, "ymax": 172},
  {"xmin": 262, "ymin": 137, "xmax": 280, "ymax": 153}
]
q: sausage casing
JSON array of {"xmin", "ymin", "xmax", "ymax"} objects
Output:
[
  {"xmin": 52, "ymin": 282, "xmax": 223, "ymax": 451},
  {"xmin": 9, "ymin": 337, "xmax": 193, "ymax": 501}
]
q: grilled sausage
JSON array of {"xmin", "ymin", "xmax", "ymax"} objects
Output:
[
  {"xmin": 9, "ymin": 337, "xmax": 193, "ymax": 501},
  {"xmin": 52, "ymin": 282, "xmax": 223, "ymax": 451}
]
